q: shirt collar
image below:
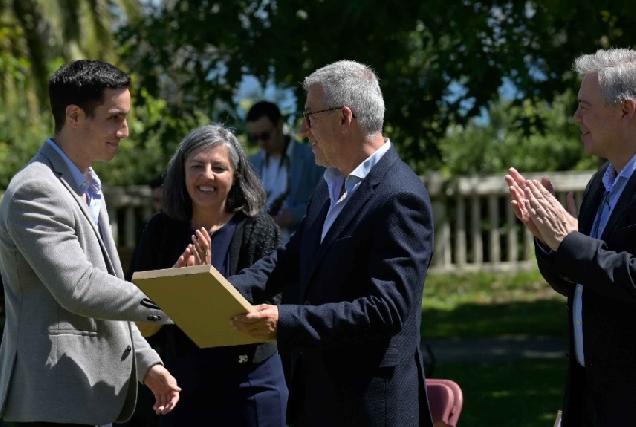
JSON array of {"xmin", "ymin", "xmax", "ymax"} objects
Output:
[
  {"xmin": 47, "ymin": 139, "xmax": 89, "ymax": 191},
  {"xmin": 324, "ymin": 139, "xmax": 392, "ymax": 192},
  {"xmin": 604, "ymin": 152, "xmax": 636, "ymax": 193}
]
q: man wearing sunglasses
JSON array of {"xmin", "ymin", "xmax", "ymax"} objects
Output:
[
  {"xmin": 231, "ymin": 61, "xmax": 435, "ymax": 427},
  {"xmin": 246, "ymin": 101, "xmax": 325, "ymax": 244}
]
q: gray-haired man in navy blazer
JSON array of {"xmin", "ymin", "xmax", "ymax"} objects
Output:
[
  {"xmin": 507, "ymin": 48, "xmax": 636, "ymax": 427},
  {"xmin": 229, "ymin": 60, "xmax": 436, "ymax": 427}
]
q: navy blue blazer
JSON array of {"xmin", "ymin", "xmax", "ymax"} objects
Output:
[
  {"xmin": 536, "ymin": 161, "xmax": 636, "ymax": 427},
  {"xmin": 231, "ymin": 146, "xmax": 435, "ymax": 427}
]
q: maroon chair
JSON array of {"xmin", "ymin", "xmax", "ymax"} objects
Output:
[{"xmin": 426, "ymin": 379, "xmax": 463, "ymax": 427}]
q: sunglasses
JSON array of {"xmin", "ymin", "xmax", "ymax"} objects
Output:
[{"xmin": 247, "ymin": 128, "xmax": 274, "ymax": 143}]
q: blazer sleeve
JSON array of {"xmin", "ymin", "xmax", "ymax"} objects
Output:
[
  {"xmin": 534, "ymin": 239, "xmax": 574, "ymax": 297},
  {"xmin": 230, "ymin": 212, "xmax": 305, "ymax": 305},
  {"xmin": 131, "ymin": 322, "xmax": 162, "ymax": 382},
  {"xmin": 552, "ymin": 230, "xmax": 636, "ymax": 304},
  {"xmin": 5, "ymin": 178, "xmax": 171, "ymax": 323},
  {"xmin": 277, "ymin": 190, "xmax": 433, "ymax": 351}
]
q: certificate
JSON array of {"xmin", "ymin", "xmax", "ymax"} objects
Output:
[{"xmin": 132, "ymin": 265, "xmax": 273, "ymax": 348}]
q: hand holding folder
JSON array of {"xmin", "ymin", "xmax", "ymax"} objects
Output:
[{"xmin": 132, "ymin": 264, "xmax": 274, "ymax": 348}]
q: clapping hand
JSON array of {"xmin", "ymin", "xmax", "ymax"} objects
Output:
[
  {"xmin": 173, "ymin": 227, "xmax": 212, "ymax": 267},
  {"xmin": 523, "ymin": 179, "xmax": 578, "ymax": 251},
  {"xmin": 505, "ymin": 167, "xmax": 554, "ymax": 243}
]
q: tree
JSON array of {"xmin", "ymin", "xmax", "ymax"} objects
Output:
[
  {"xmin": 0, "ymin": 0, "xmax": 144, "ymax": 188},
  {"xmin": 438, "ymin": 92, "xmax": 596, "ymax": 175},
  {"xmin": 0, "ymin": 0, "xmax": 141, "ymax": 114},
  {"xmin": 119, "ymin": 0, "xmax": 636, "ymax": 174}
]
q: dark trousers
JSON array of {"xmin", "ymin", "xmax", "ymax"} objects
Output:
[
  {"xmin": 566, "ymin": 361, "xmax": 597, "ymax": 427},
  {"xmin": 577, "ymin": 381, "xmax": 597, "ymax": 427}
]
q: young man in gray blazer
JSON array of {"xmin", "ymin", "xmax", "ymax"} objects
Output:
[{"xmin": 0, "ymin": 60, "xmax": 180, "ymax": 426}]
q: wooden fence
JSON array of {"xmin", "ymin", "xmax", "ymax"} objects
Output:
[
  {"xmin": 0, "ymin": 170, "xmax": 597, "ymax": 275},
  {"xmin": 422, "ymin": 170, "xmax": 594, "ymax": 273}
]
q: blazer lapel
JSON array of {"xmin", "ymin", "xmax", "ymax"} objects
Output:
[
  {"xmin": 304, "ymin": 146, "xmax": 399, "ymax": 291},
  {"xmin": 39, "ymin": 143, "xmax": 117, "ymax": 275},
  {"xmin": 299, "ymin": 181, "xmax": 330, "ymax": 283},
  {"xmin": 98, "ymin": 202, "xmax": 124, "ymax": 278},
  {"xmin": 578, "ymin": 166, "xmax": 607, "ymax": 235},
  {"xmin": 311, "ymin": 178, "xmax": 374, "ymax": 267},
  {"xmin": 602, "ymin": 167, "xmax": 636, "ymax": 239}
]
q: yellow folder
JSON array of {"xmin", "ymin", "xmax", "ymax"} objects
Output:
[{"xmin": 132, "ymin": 264, "xmax": 273, "ymax": 348}]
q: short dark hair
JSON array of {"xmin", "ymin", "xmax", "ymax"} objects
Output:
[
  {"xmin": 246, "ymin": 100, "xmax": 282, "ymax": 125},
  {"xmin": 49, "ymin": 60, "xmax": 131, "ymax": 132},
  {"xmin": 163, "ymin": 124, "xmax": 266, "ymax": 221}
]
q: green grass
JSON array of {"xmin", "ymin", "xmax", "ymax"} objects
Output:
[
  {"xmin": 422, "ymin": 270, "xmax": 567, "ymax": 339},
  {"xmin": 433, "ymin": 359, "xmax": 567, "ymax": 427}
]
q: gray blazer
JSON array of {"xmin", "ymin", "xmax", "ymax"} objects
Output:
[
  {"xmin": 250, "ymin": 139, "xmax": 325, "ymax": 232},
  {"xmin": 0, "ymin": 142, "xmax": 171, "ymax": 424}
]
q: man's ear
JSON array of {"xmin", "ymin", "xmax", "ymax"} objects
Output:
[
  {"xmin": 621, "ymin": 98, "xmax": 636, "ymax": 120},
  {"xmin": 341, "ymin": 106, "xmax": 354, "ymax": 125},
  {"xmin": 276, "ymin": 117, "xmax": 285, "ymax": 133},
  {"xmin": 65, "ymin": 105, "xmax": 82, "ymax": 128}
]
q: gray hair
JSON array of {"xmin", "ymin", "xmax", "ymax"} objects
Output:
[
  {"xmin": 163, "ymin": 124, "xmax": 266, "ymax": 221},
  {"xmin": 302, "ymin": 60, "xmax": 385, "ymax": 136},
  {"xmin": 574, "ymin": 48, "xmax": 636, "ymax": 105}
]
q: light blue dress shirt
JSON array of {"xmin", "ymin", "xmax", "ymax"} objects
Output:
[
  {"xmin": 321, "ymin": 140, "xmax": 392, "ymax": 242},
  {"xmin": 47, "ymin": 139, "xmax": 103, "ymax": 228},
  {"xmin": 573, "ymin": 152, "xmax": 636, "ymax": 366}
]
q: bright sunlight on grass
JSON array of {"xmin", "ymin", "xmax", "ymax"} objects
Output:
[
  {"xmin": 421, "ymin": 270, "xmax": 567, "ymax": 339},
  {"xmin": 434, "ymin": 359, "xmax": 566, "ymax": 427}
]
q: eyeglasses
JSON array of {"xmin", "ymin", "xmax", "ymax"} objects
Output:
[
  {"xmin": 303, "ymin": 106, "xmax": 356, "ymax": 127},
  {"xmin": 247, "ymin": 127, "xmax": 275, "ymax": 143}
]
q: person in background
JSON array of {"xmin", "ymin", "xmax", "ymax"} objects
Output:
[
  {"xmin": 507, "ymin": 48, "xmax": 636, "ymax": 426},
  {"xmin": 247, "ymin": 101, "xmax": 325, "ymax": 386},
  {"xmin": 247, "ymin": 101, "xmax": 324, "ymax": 244},
  {"xmin": 0, "ymin": 59, "xmax": 179, "ymax": 426},
  {"xmin": 132, "ymin": 123, "xmax": 288, "ymax": 427}
]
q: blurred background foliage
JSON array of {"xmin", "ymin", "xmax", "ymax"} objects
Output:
[{"xmin": 0, "ymin": 0, "xmax": 634, "ymax": 186}]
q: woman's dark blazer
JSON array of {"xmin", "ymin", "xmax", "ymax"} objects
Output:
[{"xmin": 132, "ymin": 211, "xmax": 282, "ymax": 364}]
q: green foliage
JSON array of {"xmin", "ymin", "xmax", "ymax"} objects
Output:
[
  {"xmin": 0, "ymin": 106, "xmax": 51, "ymax": 189},
  {"xmin": 0, "ymin": 0, "xmax": 156, "ymax": 187},
  {"xmin": 0, "ymin": 0, "xmax": 141, "ymax": 113},
  {"xmin": 438, "ymin": 92, "xmax": 598, "ymax": 175},
  {"xmin": 118, "ymin": 0, "xmax": 635, "ymax": 175},
  {"xmin": 4, "ymin": 0, "xmax": 636, "ymax": 185},
  {"xmin": 422, "ymin": 270, "xmax": 567, "ymax": 338}
]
